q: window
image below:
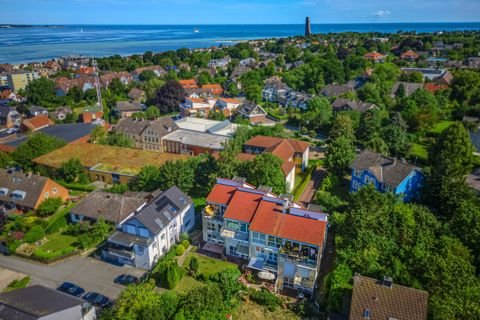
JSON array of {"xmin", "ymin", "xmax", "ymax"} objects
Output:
[
  {"xmin": 53, "ymin": 188, "xmax": 58, "ymax": 194},
  {"xmin": 268, "ymin": 235, "xmax": 276, "ymax": 247},
  {"xmin": 354, "ymin": 170, "xmax": 362, "ymax": 178},
  {"xmin": 125, "ymin": 224, "xmax": 136, "ymax": 235},
  {"xmin": 137, "ymin": 246, "xmax": 145, "ymax": 256},
  {"xmin": 185, "ymin": 219, "xmax": 191, "ymax": 228},
  {"xmin": 252, "ymin": 232, "xmax": 266, "ymax": 245},
  {"xmin": 365, "ymin": 176, "xmax": 376, "ymax": 185},
  {"xmin": 161, "ymin": 233, "xmax": 166, "ymax": 240},
  {"xmin": 138, "ymin": 227, "xmax": 149, "ymax": 238},
  {"xmin": 44, "ymin": 192, "xmax": 49, "ymax": 198},
  {"xmin": 352, "ymin": 181, "xmax": 360, "ymax": 190}
]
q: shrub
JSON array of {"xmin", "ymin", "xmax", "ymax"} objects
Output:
[
  {"xmin": 36, "ymin": 198, "xmax": 63, "ymax": 217},
  {"xmin": 188, "ymin": 256, "xmax": 199, "ymax": 275},
  {"xmin": 4, "ymin": 276, "xmax": 31, "ymax": 292},
  {"xmin": 155, "ymin": 260, "xmax": 183, "ymax": 289},
  {"xmin": 180, "ymin": 232, "xmax": 190, "ymax": 242},
  {"xmin": 32, "ymin": 246, "xmax": 75, "ymax": 262},
  {"xmin": 249, "ymin": 288, "xmax": 282, "ymax": 311},
  {"xmin": 24, "ymin": 225, "xmax": 45, "ymax": 243},
  {"xmin": 56, "ymin": 181, "xmax": 95, "ymax": 192},
  {"xmin": 175, "ymin": 244, "xmax": 185, "ymax": 256},
  {"xmin": 181, "ymin": 239, "xmax": 190, "ymax": 249},
  {"xmin": 45, "ymin": 216, "xmax": 67, "ymax": 234}
]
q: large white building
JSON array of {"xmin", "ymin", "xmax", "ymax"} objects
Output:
[{"xmin": 202, "ymin": 178, "xmax": 328, "ymax": 294}]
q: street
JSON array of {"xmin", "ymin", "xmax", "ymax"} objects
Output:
[{"xmin": 0, "ymin": 254, "xmax": 145, "ymax": 299}]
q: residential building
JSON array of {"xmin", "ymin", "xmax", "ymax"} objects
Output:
[
  {"xmin": 0, "ymin": 168, "xmax": 69, "ymax": 212},
  {"xmin": 82, "ymin": 109, "xmax": 104, "ymax": 124},
  {"xmin": 363, "ymin": 51, "xmax": 386, "ymax": 63},
  {"xmin": 28, "ymin": 105, "xmax": 49, "ymax": 117},
  {"xmin": 51, "ymin": 106, "xmax": 73, "ymax": 121},
  {"xmin": 239, "ymin": 57, "xmax": 256, "ymax": 67},
  {"xmin": 128, "ymin": 88, "xmax": 146, "ymax": 102},
  {"xmin": 320, "ymin": 84, "xmax": 355, "ymax": 98},
  {"xmin": 201, "ymin": 84, "xmax": 224, "ymax": 96},
  {"xmin": 208, "ymin": 57, "xmax": 231, "ymax": 69},
  {"xmin": 21, "ymin": 115, "xmax": 53, "ymax": 132},
  {"xmin": 162, "ymin": 129, "xmax": 229, "ymax": 155},
  {"xmin": 104, "ymin": 186, "xmax": 194, "ymax": 269},
  {"xmin": 242, "ymin": 136, "xmax": 310, "ymax": 192},
  {"xmin": 390, "ymin": 82, "xmax": 423, "ymax": 98},
  {"xmin": 100, "ymin": 71, "xmax": 132, "ymax": 87},
  {"xmin": 0, "ymin": 73, "xmax": 8, "ymax": 87},
  {"xmin": 262, "ymin": 76, "xmax": 290, "ymax": 103},
  {"xmin": 132, "ymin": 65, "xmax": 165, "ymax": 80},
  {"xmin": 179, "ymin": 79, "xmax": 198, "ymax": 90},
  {"xmin": 238, "ymin": 103, "xmax": 272, "ymax": 125},
  {"xmin": 70, "ymin": 191, "xmax": 149, "ymax": 226},
  {"xmin": 332, "ymin": 98, "xmax": 377, "ymax": 113},
  {"xmin": 350, "ymin": 150, "xmax": 424, "ymax": 202},
  {"xmin": 215, "ymin": 97, "xmax": 242, "ymax": 116},
  {"xmin": 401, "ymin": 67, "xmax": 450, "ymax": 82},
  {"xmin": 202, "ymin": 178, "xmax": 328, "ymax": 294},
  {"xmin": 179, "ymin": 97, "xmax": 212, "ymax": 117},
  {"xmin": 0, "ymin": 105, "xmax": 20, "ymax": 128},
  {"xmin": 349, "ymin": 275, "xmax": 428, "ymax": 320},
  {"xmin": 400, "ymin": 50, "xmax": 420, "ymax": 61},
  {"xmin": 0, "ymin": 285, "xmax": 96, "ymax": 320},
  {"xmin": 424, "ymin": 83, "xmax": 448, "ymax": 94},
  {"xmin": 175, "ymin": 117, "xmax": 238, "ymax": 137},
  {"xmin": 7, "ymin": 71, "xmax": 40, "ymax": 92},
  {"xmin": 466, "ymin": 57, "xmax": 480, "ymax": 69},
  {"xmin": 115, "ymin": 101, "xmax": 144, "ymax": 118}
]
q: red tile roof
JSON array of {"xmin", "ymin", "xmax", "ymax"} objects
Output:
[
  {"xmin": 249, "ymin": 198, "xmax": 327, "ymax": 247},
  {"xmin": 424, "ymin": 83, "xmax": 448, "ymax": 93},
  {"xmin": 201, "ymin": 84, "xmax": 224, "ymax": 95},
  {"xmin": 401, "ymin": 50, "xmax": 420, "ymax": 60},
  {"xmin": 364, "ymin": 51, "xmax": 385, "ymax": 61},
  {"xmin": 223, "ymin": 190, "xmax": 263, "ymax": 223},
  {"xmin": 82, "ymin": 112, "xmax": 103, "ymax": 124},
  {"xmin": 179, "ymin": 79, "xmax": 198, "ymax": 89},
  {"xmin": 206, "ymin": 184, "xmax": 237, "ymax": 205},
  {"xmin": 0, "ymin": 89, "xmax": 13, "ymax": 99},
  {"xmin": 219, "ymin": 98, "xmax": 241, "ymax": 104},
  {"xmin": 245, "ymin": 136, "xmax": 309, "ymax": 154},
  {"xmin": 22, "ymin": 115, "xmax": 52, "ymax": 131}
]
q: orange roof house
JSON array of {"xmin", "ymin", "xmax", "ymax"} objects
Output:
[
  {"xmin": 22, "ymin": 115, "xmax": 53, "ymax": 132},
  {"xmin": 82, "ymin": 111, "xmax": 104, "ymax": 124},
  {"xmin": 201, "ymin": 84, "xmax": 224, "ymax": 96},
  {"xmin": 424, "ymin": 83, "xmax": 448, "ymax": 93},
  {"xmin": 401, "ymin": 50, "xmax": 420, "ymax": 61},
  {"xmin": 364, "ymin": 51, "xmax": 386, "ymax": 62},
  {"xmin": 179, "ymin": 79, "xmax": 198, "ymax": 89}
]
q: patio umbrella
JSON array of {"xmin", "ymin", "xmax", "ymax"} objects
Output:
[{"xmin": 258, "ymin": 271, "xmax": 275, "ymax": 281}]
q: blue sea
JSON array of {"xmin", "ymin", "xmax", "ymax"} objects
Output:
[{"xmin": 0, "ymin": 23, "xmax": 479, "ymax": 64}]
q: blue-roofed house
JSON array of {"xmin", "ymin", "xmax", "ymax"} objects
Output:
[
  {"xmin": 103, "ymin": 186, "xmax": 194, "ymax": 269},
  {"xmin": 350, "ymin": 150, "xmax": 424, "ymax": 202}
]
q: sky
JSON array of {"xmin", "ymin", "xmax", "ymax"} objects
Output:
[{"xmin": 1, "ymin": 0, "xmax": 479, "ymax": 25}]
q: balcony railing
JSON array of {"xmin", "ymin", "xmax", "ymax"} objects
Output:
[
  {"xmin": 203, "ymin": 205, "xmax": 223, "ymax": 222},
  {"xmin": 108, "ymin": 247, "xmax": 135, "ymax": 259},
  {"xmin": 220, "ymin": 228, "xmax": 249, "ymax": 241}
]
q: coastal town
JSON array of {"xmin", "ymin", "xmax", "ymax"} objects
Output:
[{"xmin": 0, "ymin": 17, "xmax": 480, "ymax": 320}]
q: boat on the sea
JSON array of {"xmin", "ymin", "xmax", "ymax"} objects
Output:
[
  {"xmin": 194, "ymin": 27, "xmax": 199, "ymax": 33},
  {"xmin": 80, "ymin": 28, "xmax": 84, "ymax": 33}
]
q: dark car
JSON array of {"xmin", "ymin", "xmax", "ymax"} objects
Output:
[
  {"xmin": 114, "ymin": 274, "xmax": 139, "ymax": 286},
  {"xmin": 57, "ymin": 282, "xmax": 85, "ymax": 297},
  {"xmin": 83, "ymin": 292, "xmax": 112, "ymax": 308}
]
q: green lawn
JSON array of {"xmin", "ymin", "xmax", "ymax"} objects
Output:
[
  {"xmin": 430, "ymin": 120, "xmax": 455, "ymax": 135},
  {"xmin": 292, "ymin": 167, "xmax": 314, "ymax": 201},
  {"xmin": 410, "ymin": 143, "xmax": 429, "ymax": 161},
  {"xmin": 40, "ymin": 233, "xmax": 78, "ymax": 252},
  {"xmin": 182, "ymin": 253, "xmax": 238, "ymax": 278},
  {"xmin": 45, "ymin": 204, "xmax": 74, "ymax": 229},
  {"xmin": 174, "ymin": 276, "xmax": 204, "ymax": 293}
]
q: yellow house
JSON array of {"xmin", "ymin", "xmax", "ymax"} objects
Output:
[{"xmin": 7, "ymin": 71, "xmax": 39, "ymax": 92}]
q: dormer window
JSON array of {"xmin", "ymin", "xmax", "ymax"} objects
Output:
[
  {"xmin": 0, "ymin": 187, "xmax": 9, "ymax": 196},
  {"xmin": 11, "ymin": 190, "xmax": 26, "ymax": 200}
]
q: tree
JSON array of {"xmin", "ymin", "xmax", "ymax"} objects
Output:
[
  {"xmin": 145, "ymin": 106, "xmax": 160, "ymax": 120},
  {"xmin": 37, "ymin": 197, "xmax": 63, "ymax": 217},
  {"xmin": 58, "ymin": 158, "xmax": 88, "ymax": 183},
  {"xmin": 109, "ymin": 78, "xmax": 126, "ymax": 97},
  {"xmin": 244, "ymin": 84, "xmax": 262, "ymax": 103},
  {"xmin": 135, "ymin": 165, "xmax": 160, "ymax": 192},
  {"xmin": 325, "ymin": 135, "xmax": 355, "ymax": 177},
  {"xmin": 13, "ymin": 133, "xmax": 66, "ymax": 170},
  {"xmin": 24, "ymin": 225, "xmax": 45, "ymax": 243},
  {"xmin": 66, "ymin": 86, "xmax": 83, "ymax": 103},
  {"xmin": 156, "ymin": 260, "xmax": 183, "ymax": 289},
  {"xmin": 426, "ymin": 122, "xmax": 474, "ymax": 214},
  {"xmin": 304, "ymin": 96, "xmax": 333, "ymax": 130},
  {"xmin": 157, "ymin": 160, "xmax": 196, "ymax": 193},
  {"xmin": 139, "ymin": 70, "xmax": 157, "ymax": 82},
  {"xmin": 89, "ymin": 125, "xmax": 108, "ymax": 144},
  {"xmin": 451, "ymin": 70, "xmax": 480, "ymax": 104},
  {"xmin": 154, "ymin": 80, "xmax": 185, "ymax": 114},
  {"xmin": 243, "ymin": 153, "xmax": 286, "ymax": 194},
  {"xmin": 25, "ymin": 78, "xmax": 58, "ymax": 106},
  {"xmin": 329, "ymin": 114, "xmax": 357, "ymax": 140},
  {"xmin": 188, "ymin": 256, "xmax": 199, "ymax": 275},
  {"xmin": 0, "ymin": 151, "xmax": 13, "ymax": 169},
  {"xmin": 104, "ymin": 132, "xmax": 134, "ymax": 148}
]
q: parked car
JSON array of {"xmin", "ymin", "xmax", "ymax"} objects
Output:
[
  {"xmin": 114, "ymin": 274, "xmax": 139, "ymax": 286},
  {"xmin": 83, "ymin": 292, "xmax": 112, "ymax": 308},
  {"xmin": 5, "ymin": 128, "xmax": 16, "ymax": 134},
  {"xmin": 57, "ymin": 282, "xmax": 85, "ymax": 297},
  {"xmin": 0, "ymin": 241, "xmax": 10, "ymax": 256}
]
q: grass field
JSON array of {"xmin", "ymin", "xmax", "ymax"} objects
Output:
[
  {"xmin": 40, "ymin": 233, "xmax": 78, "ymax": 252},
  {"xmin": 410, "ymin": 143, "xmax": 429, "ymax": 161},
  {"xmin": 430, "ymin": 120, "xmax": 455, "ymax": 135},
  {"xmin": 174, "ymin": 276, "xmax": 204, "ymax": 293},
  {"xmin": 292, "ymin": 167, "xmax": 314, "ymax": 201},
  {"xmin": 182, "ymin": 252, "xmax": 238, "ymax": 278},
  {"xmin": 234, "ymin": 300, "xmax": 300, "ymax": 320}
]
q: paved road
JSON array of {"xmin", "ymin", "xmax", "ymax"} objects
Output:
[
  {"xmin": 298, "ymin": 168, "xmax": 327, "ymax": 207},
  {"xmin": 0, "ymin": 255, "xmax": 145, "ymax": 299}
]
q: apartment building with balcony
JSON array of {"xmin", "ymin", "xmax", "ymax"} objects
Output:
[{"xmin": 202, "ymin": 178, "xmax": 328, "ymax": 294}]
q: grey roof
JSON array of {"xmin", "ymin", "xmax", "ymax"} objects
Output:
[
  {"xmin": 162, "ymin": 129, "xmax": 228, "ymax": 150},
  {"xmin": 238, "ymin": 103, "xmax": 267, "ymax": 117},
  {"xmin": 145, "ymin": 117, "xmax": 179, "ymax": 137},
  {"xmin": 391, "ymin": 82, "xmax": 423, "ymax": 98},
  {"xmin": 71, "ymin": 191, "xmax": 148, "ymax": 224},
  {"xmin": 109, "ymin": 230, "xmax": 153, "ymax": 246},
  {"xmin": 28, "ymin": 105, "xmax": 47, "ymax": 113},
  {"xmin": 115, "ymin": 118, "xmax": 148, "ymax": 136},
  {"xmin": 351, "ymin": 150, "xmax": 420, "ymax": 187},
  {"xmin": 116, "ymin": 101, "xmax": 143, "ymax": 112},
  {"xmin": 332, "ymin": 98, "xmax": 376, "ymax": 113},
  {"xmin": 0, "ymin": 105, "xmax": 16, "ymax": 121},
  {"xmin": 0, "ymin": 285, "xmax": 84, "ymax": 320},
  {"xmin": 0, "ymin": 169, "xmax": 50, "ymax": 209},
  {"xmin": 135, "ymin": 186, "xmax": 192, "ymax": 234},
  {"xmin": 320, "ymin": 84, "xmax": 355, "ymax": 97},
  {"xmin": 5, "ymin": 123, "xmax": 98, "ymax": 148}
]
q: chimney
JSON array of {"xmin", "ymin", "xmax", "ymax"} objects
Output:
[
  {"xmin": 282, "ymin": 198, "xmax": 289, "ymax": 214},
  {"xmin": 383, "ymin": 276, "xmax": 393, "ymax": 289}
]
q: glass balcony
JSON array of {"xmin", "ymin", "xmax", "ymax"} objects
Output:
[
  {"xmin": 203, "ymin": 205, "xmax": 223, "ymax": 222},
  {"xmin": 108, "ymin": 247, "xmax": 135, "ymax": 260},
  {"xmin": 220, "ymin": 227, "xmax": 249, "ymax": 241}
]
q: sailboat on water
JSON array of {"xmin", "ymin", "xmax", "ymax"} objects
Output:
[{"xmin": 194, "ymin": 27, "xmax": 200, "ymax": 33}]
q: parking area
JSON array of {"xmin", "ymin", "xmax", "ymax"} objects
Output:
[
  {"xmin": 0, "ymin": 267, "xmax": 27, "ymax": 291},
  {"xmin": 0, "ymin": 255, "xmax": 145, "ymax": 299}
]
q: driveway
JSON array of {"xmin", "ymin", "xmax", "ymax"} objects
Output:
[
  {"xmin": 298, "ymin": 168, "xmax": 327, "ymax": 207},
  {"xmin": 0, "ymin": 267, "xmax": 26, "ymax": 291},
  {"xmin": 0, "ymin": 255, "xmax": 145, "ymax": 299}
]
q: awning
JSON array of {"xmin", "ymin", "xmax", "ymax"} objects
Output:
[
  {"xmin": 248, "ymin": 258, "xmax": 265, "ymax": 271},
  {"xmin": 258, "ymin": 271, "xmax": 276, "ymax": 281}
]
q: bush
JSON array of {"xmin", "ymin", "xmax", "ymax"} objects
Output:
[
  {"xmin": 182, "ymin": 239, "xmax": 190, "ymax": 249},
  {"xmin": 180, "ymin": 232, "xmax": 190, "ymax": 242},
  {"xmin": 24, "ymin": 225, "xmax": 45, "ymax": 243},
  {"xmin": 188, "ymin": 256, "xmax": 199, "ymax": 275},
  {"xmin": 315, "ymin": 190, "xmax": 346, "ymax": 212},
  {"xmin": 249, "ymin": 288, "xmax": 282, "ymax": 311},
  {"xmin": 56, "ymin": 181, "xmax": 95, "ymax": 192},
  {"xmin": 175, "ymin": 244, "xmax": 185, "ymax": 256},
  {"xmin": 32, "ymin": 246, "xmax": 75, "ymax": 262},
  {"xmin": 36, "ymin": 198, "xmax": 63, "ymax": 217},
  {"xmin": 155, "ymin": 260, "xmax": 183, "ymax": 289},
  {"xmin": 45, "ymin": 216, "xmax": 67, "ymax": 234}
]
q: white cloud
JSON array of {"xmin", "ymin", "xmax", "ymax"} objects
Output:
[
  {"xmin": 301, "ymin": 1, "xmax": 318, "ymax": 7},
  {"xmin": 372, "ymin": 10, "xmax": 391, "ymax": 17}
]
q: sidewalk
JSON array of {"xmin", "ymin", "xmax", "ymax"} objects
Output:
[{"xmin": 297, "ymin": 168, "xmax": 327, "ymax": 207}]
